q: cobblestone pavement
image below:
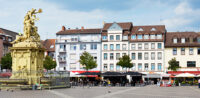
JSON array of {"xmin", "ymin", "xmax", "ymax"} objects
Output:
[{"xmin": 0, "ymin": 85, "xmax": 200, "ymax": 98}]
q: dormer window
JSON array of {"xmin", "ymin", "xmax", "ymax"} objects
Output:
[
  {"xmin": 138, "ymin": 28, "xmax": 144, "ymax": 31},
  {"xmin": 151, "ymin": 28, "xmax": 156, "ymax": 31},
  {"xmin": 131, "ymin": 35, "xmax": 136, "ymax": 40},
  {"xmin": 137, "ymin": 35, "xmax": 143, "ymax": 39},
  {"xmin": 173, "ymin": 38, "xmax": 177, "ymax": 43},
  {"xmin": 197, "ymin": 37, "xmax": 200, "ymax": 43},
  {"xmin": 157, "ymin": 34, "xmax": 162, "ymax": 39},
  {"xmin": 150, "ymin": 34, "xmax": 155, "ymax": 39},
  {"xmin": 144, "ymin": 35, "xmax": 149, "ymax": 39},
  {"xmin": 123, "ymin": 35, "xmax": 128, "ymax": 40},
  {"xmin": 181, "ymin": 38, "xmax": 185, "ymax": 43},
  {"xmin": 8, "ymin": 37, "xmax": 12, "ymax": 42},
  {"xmin": 50, "ymin": 45, "xmax": 54, "ymax": 48},
  {"xmin": 102, "ymin": 36, "xmax": 107, "ymax": 40}
]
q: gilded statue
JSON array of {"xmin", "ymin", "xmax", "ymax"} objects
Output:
[{"xmin": 12, "ymin": 8, "xmax": 42, "ymax": 44}]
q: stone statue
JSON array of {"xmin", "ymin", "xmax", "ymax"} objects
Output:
[{"xmin": 12, "ymin": 8, "xmax": 42, "ymax": 44}]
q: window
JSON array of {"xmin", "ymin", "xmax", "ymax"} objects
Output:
[
  {"xmin": 116, "ymin": 53, "xmax": 120, "ymax": 60},
  {"xmin": 187, "ymin": 61, "xmax": 196, "ymax": 67},
  {"xmin": 151, "ymin": 28, "xmax": 156, "ymax": 31},
  {"xmin": 122, "ymin": 53, "xmax": 126, "ymax": 56},
  {"xmin": 138, "ymin": 28, "xmax": 144, "ymax": 31},
  {"xmin": 102, "ymin": 36, "xmax": 107, "ymax": 40},
  {"xmin": 144, "ymin": 43, "xmax": 148, "ymax": 49},
  {"xmin": 144, "ymin": 52, "xmax": 148, "ymax": 60},
  {"xmin": 151, "ymin": 52, "xmax": 155, "ymax": 60},
  {"xmin": 132, "ymin": 53, "xmax": 136, "ymax": 60},
  {"xmin": 158, "ymin": 52, "xmax": 162, "ymax": 60},
  {"xmin": 151, "ymin": 43, "xmax": 155, "ymax": 49},
  {"xmin": 104, "ymin": 53, "xmax": 107, "ymax": 60},
  {"xmin": 116, "ymin": 44, "xmax": 120, "ymax": 50},
  {"xmin": 145, "ymin": 63, "xmax": 148, "ymax": 71},
  {"xmin": 198, "ymin": 37, "xmax": 200, "ymax": 43},
  {"xmin": 151, "ymin": 63, "xmax": 155, "ymax": 71},
  {"xmin": 80, "ymin": 44, "xmax": 86, "ymax": 50},
  {"xmin": 110, "ymin": 64, "xmax": 114, "ymax": 71},
  {"xmin": 181, "ymin": 48, "xmax": 185, "ymax": 55},
  {"xmin": 138, "ymin": 43, "xmax": 142, "ymax": 49},
  {"xmin": 173, "ymin": 48, "xmax": 177, "ymax": 55},
  {"xmin": 116, "ymin": 65, "xmax": 120, "ymax": 71},
  {"xmin": 131, "ymin": 35, "xmax": 136, "ymax": 40},
  {"xmin": 104, "ymin": 44, "xmax": 108, "ymax": 50},
  {"xmin": 116, "ymin": 35, "xmax": 120, "ymax": 40},
  {"xmin": 138, "ymin": 63, "xmax": 142, "ymax": 71},
  {"xmin": 158, "ymin": 63, "xmax": 162, "ymax": 71},
  {"xmin": 110, "ymin": 44, "xmax": 114, "ymax": 50},
  {"xmin": 132, "ymin": 63, "xmax": 136, "ymax": 71},
  {"xmin": 110, "ymin": 53, "xmax": 114, "ymax": 60},
  {"xmin": 123, "ymin": 35, "xmax": 128, "ymax": 40},
  {"xmin": 173, "ymin": 38, "xmax": 177, "ymax": 43},
  {"xmin": 138, "ymin": 53, "xmax": 142, "ymax": 60},
  {"xmin": 60, "ymin": 44, "xmax": 66, "ymax": 51},
  {"xmin": 157, "ymin": 34, "xmax": 162, "ymax": 39},
  {"xmin": 8, "ymin": 37, "xmax": 12, "ymax": 42},
  {"xmin": 198, "ymin": 48, "xmax": 200, "ymax": 54},
  {"xmin": 158, "ymin": 43, "xmax": 162, "ymax": 49},
  {"xmin": 71, "ymin": 37, "xmax": 78, "ymax": 42},
  {"xmin": 91, "ymin": 44, "xmax": 97, "ymax": 50},
  {"xmin": 189, "ymin": 48, "xmax": 193, "ymax": 55},
  {"xmin": 110, "ymin": 35, "xmax": 114, "ymax": 40},
  {"xmin": 137, "ymin": 35, "xmax": 143, "ymax": 39},
  {"xmin": 131, "ymin": 44, "xmax": 135, "ymax": 50},
  {"xmin": 50, "ymin": 45, "xmax": 54, "ymax": 48},
  {"xmin": 70, "ymin": 44, "xmax": 76, "ymax": 50},
  {"xmin": 144, "ymin": 35, "xmax": 149, "ymax": 39},
  {"xmin": 181, "ymin": 38, "xmax": 185, "ymax": 43},
  {"xmin": 150, "ymin": 35, "xmax": 155, "ymax": 39},
  {"xmin": 122, "ymin": 44, "xmax": 126, "ymax": 50},
  {"xmin": 104, "ymin": 64, "xmax": 108, "ymax": 71}
]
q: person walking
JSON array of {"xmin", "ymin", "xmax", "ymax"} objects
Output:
[{"xmin": 198, "ymin": 79, "xmax": 200, "ymax": 88}]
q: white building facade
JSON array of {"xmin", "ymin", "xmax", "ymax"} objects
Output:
[
  {"xmin": 55, "ymin": 26, "xmax": 102, "ymax": 74},
  {"xmin": 101, "ymin": 22, "xmax": 132, "ymax": 72}
]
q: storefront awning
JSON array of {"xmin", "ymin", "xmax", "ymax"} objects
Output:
[
  {"xmin": 143, "ymin": 74, "xmax": 161, "ymax": 78},
  {"xmin": 168, "ymin": 71, "xmax": 200, "ymax": 75}
]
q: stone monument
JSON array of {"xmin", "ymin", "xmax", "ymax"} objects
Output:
[{"xmin": 10, "ymin": 8, "xmax": 44, "ymax": 85}]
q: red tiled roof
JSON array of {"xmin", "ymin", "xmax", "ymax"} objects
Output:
[
  {"xmin": 43, "ymin": 39, "xmax": 56, "ymax": 52},
  {"xmin": 102, "ymin": 22, "xmax": 132, "ymax": 31},
  {"xmin": 131, "ymin": 25, "xmax": 166, "ymax": 34},
  {"xmin": 165, "ymin": 32, "xmax": 200, "ymax": 47},
  {"xmin": 56, "ymin": 28, "xmax": 101, "ymax": 35}
]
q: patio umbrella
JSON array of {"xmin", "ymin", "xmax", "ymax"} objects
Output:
[
  {"xmin": 196, "ymin": 74, "xmax": 200, "ymax": 77},
  {"xmin": 175, "ymin": 73, "xmax": 195, "ymax": 77},
  {"xmin": 78, "ymin": 72, "xmax": 101, "ymax": 75}
]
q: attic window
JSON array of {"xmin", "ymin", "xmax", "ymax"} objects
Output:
[
  {"xmin": 50, "ymin": 45, "xmax": 54, "ymax": 48},
  {"xmin": 151, "ymin": 28, "xmax": 156, "ymax": 31},
  {"xmin": 138, "ymin": 28, "xmax": 144, "ymax": 31}
]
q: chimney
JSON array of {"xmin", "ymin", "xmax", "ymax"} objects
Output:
[
  {"xmin": 62, "ymin": 26, "xmax": 66, "ymax": 31},
  {"xmin": 81, "ymin": 26, "xmax": 84, "ymax": 30}
]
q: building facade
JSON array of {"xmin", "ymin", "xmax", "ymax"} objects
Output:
[
  {"xmin": 43, "ymin": 39, "xmax": 56, "ymax": 60},
  {"xmin": 55, "ymin": 26, "xmax": 102, "ymax": 75},
  {"xmin": 165, "ymin": 32, "xmax": 200, "ymax": 75},
  {"xmin": 101, "ymin": 22, "xmax": 132, "ymax": 72}
]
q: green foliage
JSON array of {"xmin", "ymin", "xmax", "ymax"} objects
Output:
[
  {"xmin": 117, "ymin": 55, "xmax": 133, "ymax": 69},
  {"xmin": 79, "ymin": 51, "xmax": 97, "ymax": 71},
  {"xmin": 168, "ymin": 58, "xmax": 180, "ymax": 71},
  {"xmin": 43, "ymin": 56, "xmax": 56, "ymax": 70},
  {"xmin": 0, "ymin": 53, "xmax": 12, "ymax": 70}
]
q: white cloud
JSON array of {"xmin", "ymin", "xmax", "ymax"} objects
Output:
[{"xmin": 174, "ymin": 2, "xmax": 193, "ymax": 15}]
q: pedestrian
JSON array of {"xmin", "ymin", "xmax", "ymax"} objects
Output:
[{"xmin": 198, "ymin": 79, "xmax": 200, "ymax": 88}]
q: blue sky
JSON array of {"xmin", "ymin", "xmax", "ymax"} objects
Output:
[{"xmin": 0, "ymin": 0, "xmax": 200, "ymax": 40}]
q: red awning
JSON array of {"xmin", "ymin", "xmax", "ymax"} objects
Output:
[{"xmin": 168, "ymin": 71, "xmax": 200, "ymax": 75}]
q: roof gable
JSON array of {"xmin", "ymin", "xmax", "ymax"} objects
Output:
[{"xmin": 108, "ymin": 22, "xmax": 122, "ymax": 31}]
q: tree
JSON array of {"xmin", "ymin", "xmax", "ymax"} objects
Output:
[
  {"xmin": 168, "ymin": 58, "xmax": 180, "ymax": 71},
  {"xmin": 0, "ymin": 53, "xmax": 12, "ymax": 70},
  {"xmin": 79, "ymin": 51, "xmax": 97, "ymax": 71},
  {"xmin": 43, "ymin": 56, "xmax": 56, "ymax": 71},
  {"xmin": 117, "ymin": 55, "xmax": 133, "ymax": 71}
]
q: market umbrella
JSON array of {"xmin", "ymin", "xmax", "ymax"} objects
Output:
[
  {"xmin": 78, "ymin": 72, "xmax": 101, "ymax": 75},
  {"xmin": 196, "ymin": 74, "xmax": 200, "ymax": 77},
  {"xmin": 175, "ymin": 73, "xmax": 195, "ymax": 77},
  {"xmin": 102, "ymin": 72, "xmax": 124, "ymax": 76}
]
